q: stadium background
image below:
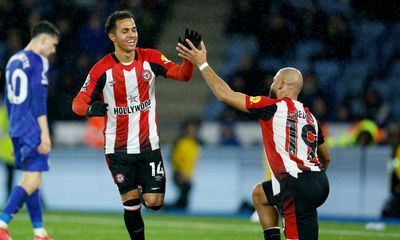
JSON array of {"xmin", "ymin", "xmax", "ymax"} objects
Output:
[{"xmin": 1, "ymin": 0, "xmax": 400, "ymax": 238}]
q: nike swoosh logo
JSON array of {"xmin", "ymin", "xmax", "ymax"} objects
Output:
[{"xmin": 151, "ymin": 187, "xmax": 160, "ymax": 190}]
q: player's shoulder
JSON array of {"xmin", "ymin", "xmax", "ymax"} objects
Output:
[
  {"xmin": 26, "ymin": 51, "xmax": 49, "ymax": 69},
  {"xmin": 7, "ymin": 50, "xmax": 32, "ymax": 66},
  {"xmin": 248, "ymin": 95, "xmax": 279, "ymax": 106},
  {"xmin": 139, "ymin": 48, "xmax": 170, "ymax": 63},
  {"xmin": 138, "ymin": 47, "xmax": 162, "ymax": 55},
  {"xmin": 90, "ymin": 53, "xmax": 116, "ymax": 74},
  {"xmin": 7, "ymin": 50, "xmax": 47, "ymax": 72}
]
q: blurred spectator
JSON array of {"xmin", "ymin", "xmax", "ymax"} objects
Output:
[
  {"xmin": 225, "ymin": 0, "xmax": 259, "ymax": 36},
  {"xmin": 219, "ymin": 122, "xmax": 240, "ymax": 146},
  {"xmin": 381, "ymin": 124, "xmax": 400, "ymax": 218},
  {"xmin": 322, "ymin": 15, "xmax": 353, "ymax": 60},
  {"xmin": 0, "ymin": 0, "xmax": 17, "ymax": 42},
  {"xmin": 257, "ymin": 14, "xmax": 295, "ymax": 58},
  {"xmin": 336, "ymin": 103, "xmax": 352, "ymax": 122},
  {"xmin": 84, "ymin": 117, "xmax": 105, "ymax": 149},
  {"xmin": 338, "ymin": 118, "xmax": 383, "ymax": 147},
  {"xmin": 312, "ymin": 97, "xmax": 329, "ymax": 123},
  {"xmin": 170, "ymin": 118, "xmax": 202, "ymax": 210},
  {"xmin": 352, "ymin": 0, "xmax": 400, "ymax": 22},
  {"xmin": 54, "ymin": 18, "xmax": 78, "ymax": 65},
  {"xmin": 220, "ymin": 56, "xmax": 264, "ymax": 121},
  {"xmin": 5, "ymin": 28, "xmax": 23, "ymax": 59},
  {"xmin": 297, "ymin": 1, "xmax": 327, "ymax": 40},
  {"xmin": 363, "ymin": 90, "xmax": 390, "ymax": 126},
  {"xmin": 78, "ymin": 13, "xmax": 108, "ymax": 59},
  {"xmin": 299, "ymin": 73, "xmax": 324, "ymax": 108},
  {"xmin": 0, "ymin": 97, "xmax": 14, "ymax": 199},
  {"xmin": 312, "ymin": 96, "xmax": 330, "ymax": 137}
]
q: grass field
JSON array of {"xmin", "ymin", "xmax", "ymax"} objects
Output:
[{"xmin": 9, "ymin": 211, "xmax": 400, "ymax": 240}]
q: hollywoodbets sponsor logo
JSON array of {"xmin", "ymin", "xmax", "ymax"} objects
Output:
[{"xmin": 113, "ymin": 99, "xmax": 151, "ymax": 115}]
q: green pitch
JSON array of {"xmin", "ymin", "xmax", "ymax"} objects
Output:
[{"xmin": 9, "ymin": 211, "xmax": 400, "ymax": 240}]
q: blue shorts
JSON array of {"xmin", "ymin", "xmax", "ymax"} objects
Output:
[{"xmin": 12, "ymin": 137, "xmax": 49, "ymax": 172}]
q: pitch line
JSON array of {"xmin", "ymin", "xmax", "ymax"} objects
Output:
[{"xmin": 14, "ymin": 214, "xmax": 400, "ymax": 238}]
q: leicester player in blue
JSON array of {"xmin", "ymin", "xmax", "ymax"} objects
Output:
[{"xmin": 0, "ymin": 21, "xmax": 59, "ymax": 240}]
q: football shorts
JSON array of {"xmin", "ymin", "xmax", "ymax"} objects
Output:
[
  {"xmin": 12, "ymin": 137, "xmax": 49, "ymax": 171},
  {"xmin": 105, "ymin": 149, "xmax": 166, "ymax": 195}
]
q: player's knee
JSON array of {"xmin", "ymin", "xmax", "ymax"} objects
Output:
[
  {"xmin": 123, "ymin": 198, "xmax": 142, "ymax": 211},
  {"xmin": 252, "ymin": 183, "xmax": 265, "ymax": 205},
  {"xmin": 20, "ymin": 175, "xmax": 42, "ymax": 195},
  {"xmin": 143, "ymin": 193, "xmax": 164, "ymax": 208},
  {"xmin": 143, "ymin": 198, "xmax": 164, "ymax": 211},
  {"xmin": 144, "ymin": 198, "xmax": 164, "ymax": 210}
]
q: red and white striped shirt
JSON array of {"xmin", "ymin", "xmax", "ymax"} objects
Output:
[
  {"xmin": 73, "ymin": 48, "xmax": 193, "ymax": 154},
  {"xmin": 246, "ymin": 96, "xmax": 325, "ymax": 181}
]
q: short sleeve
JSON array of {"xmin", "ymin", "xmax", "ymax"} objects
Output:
[
  {"xmin": 245, "ymin": 95, "xmax": 279, "ymax": 120},
  {"xmin": 143, "ymin": 49, "xmax": 178, "ymax": 77},
  {"xmin": 79, "ymin": 61, "xmax": 107, "ymax": 102},
  {"xmin": 31, "ymin": 56, "xmax": 48, "ymax": 117}
]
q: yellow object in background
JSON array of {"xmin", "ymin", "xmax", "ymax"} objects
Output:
[
  {"xmin": 0, "ymin": 104, "xmax": 14, "ymax": 165},
  {"xmin": 171, "ymin": 137, "xmax": 200, "ymax": 179},
  {"xmin": 263, "ymin": 149, "xmax": 272, "ymax": 181}
]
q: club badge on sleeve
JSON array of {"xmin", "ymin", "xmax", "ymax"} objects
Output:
[{"xmin": 250, "ymin": 96, "xmax": 262, "ymax": 104}]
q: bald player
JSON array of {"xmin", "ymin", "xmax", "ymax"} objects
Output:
[{"xmin": 176, "ymin": 40, "xmax": 330, "ymax": 240}]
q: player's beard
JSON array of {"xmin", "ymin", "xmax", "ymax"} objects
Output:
[{"xmin": 269, "ymin": 88, "xmax": 277, "ymax": 99}]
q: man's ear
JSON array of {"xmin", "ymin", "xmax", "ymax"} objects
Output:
[
  {"xmin": 277, "ymin": 79, "xmax": 285, "ymax": 90},
  {"xmin": 108, "ymin": 32, "xmax": 115, "ymax": 42},
  {"xmin": 39, "ymin": 35, "xmax": 48, "ymax": 45}
]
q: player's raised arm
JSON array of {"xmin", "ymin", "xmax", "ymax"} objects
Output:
[
  {"xmin": 176, "ymin": 40, "xmax": 249, "ymax": 113},
  {"xmin": 165, "ymin": 29, "xmax": 201, "ymax": 81}
]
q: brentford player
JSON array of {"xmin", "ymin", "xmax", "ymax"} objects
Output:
[
  {"xmin": 72, "ymin": 10, "xmax": 201, "ymax": 240},
  {"xmin": 176, "ymin": 39, "xmax": 331, "ymax": 240}
]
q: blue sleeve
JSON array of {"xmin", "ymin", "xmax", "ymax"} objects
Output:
[
  {"xmin": 32, "ymin": 82, "xmax": 48, "ymax": 117},
  {"xmin": 31, "ymin": 55, "xmax": 48, "ymax": 117}
]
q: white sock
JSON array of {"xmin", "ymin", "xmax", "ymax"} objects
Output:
[
  {"xmin": 0, "ymin": 220, "xmax": 8, "ymax": 229},
  {"xmin": 33, "ymin": 228, "xmax": 48, "ymax": 237}
]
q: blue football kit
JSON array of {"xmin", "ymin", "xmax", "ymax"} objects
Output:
[{"xmin": 4, "ymin": 50, "xmax": 50, "ymax": 171}]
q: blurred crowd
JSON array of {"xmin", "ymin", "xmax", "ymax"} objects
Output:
[
  {"xmin": 1, "ymin": 0, "xmax": 400, "ymax": 146},
  {"xmin": 208, "ymin": 0, "xmax": 400, "ymax": 145},
  {"xmin": 0, "ymin": 0, "xmax": 171, "ymax": 122}
]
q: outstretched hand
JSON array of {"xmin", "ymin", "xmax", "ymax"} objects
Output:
[
  {"xmin": 176, "ymin": 39, "xmax": 207, "ymax": 67},
  {"xmin": 178, "ymin": 29, "xmax": 202, "ymax": 50}
]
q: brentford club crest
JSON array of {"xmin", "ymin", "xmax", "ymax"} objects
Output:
[
  {"xmin": 115, "ymin": 173, "xmax": 125, "ymax": 183},
  {"xmin": 142, "ymin": 70, "xmax": 153, "ymax": 82}
]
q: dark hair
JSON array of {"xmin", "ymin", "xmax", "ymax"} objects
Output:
[
  {"xmin": 31, "ymin": 21, "xmax": 60, "ymax": 39},
  {"xmin": 105, "ymin": 10, "xmax": 135, "ymax": 33},
  {"xmin": 183, "ymin": 117, "xmax": 201, "ymax": 129}
]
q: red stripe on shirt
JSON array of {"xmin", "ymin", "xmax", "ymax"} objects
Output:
[
  {"xmin": 260, "ymin": 118, "xmax": 287, "ymax": 180},
  {"xmin": 112, "ymin": 65, "xmax": 128, "ymax": 150}
]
